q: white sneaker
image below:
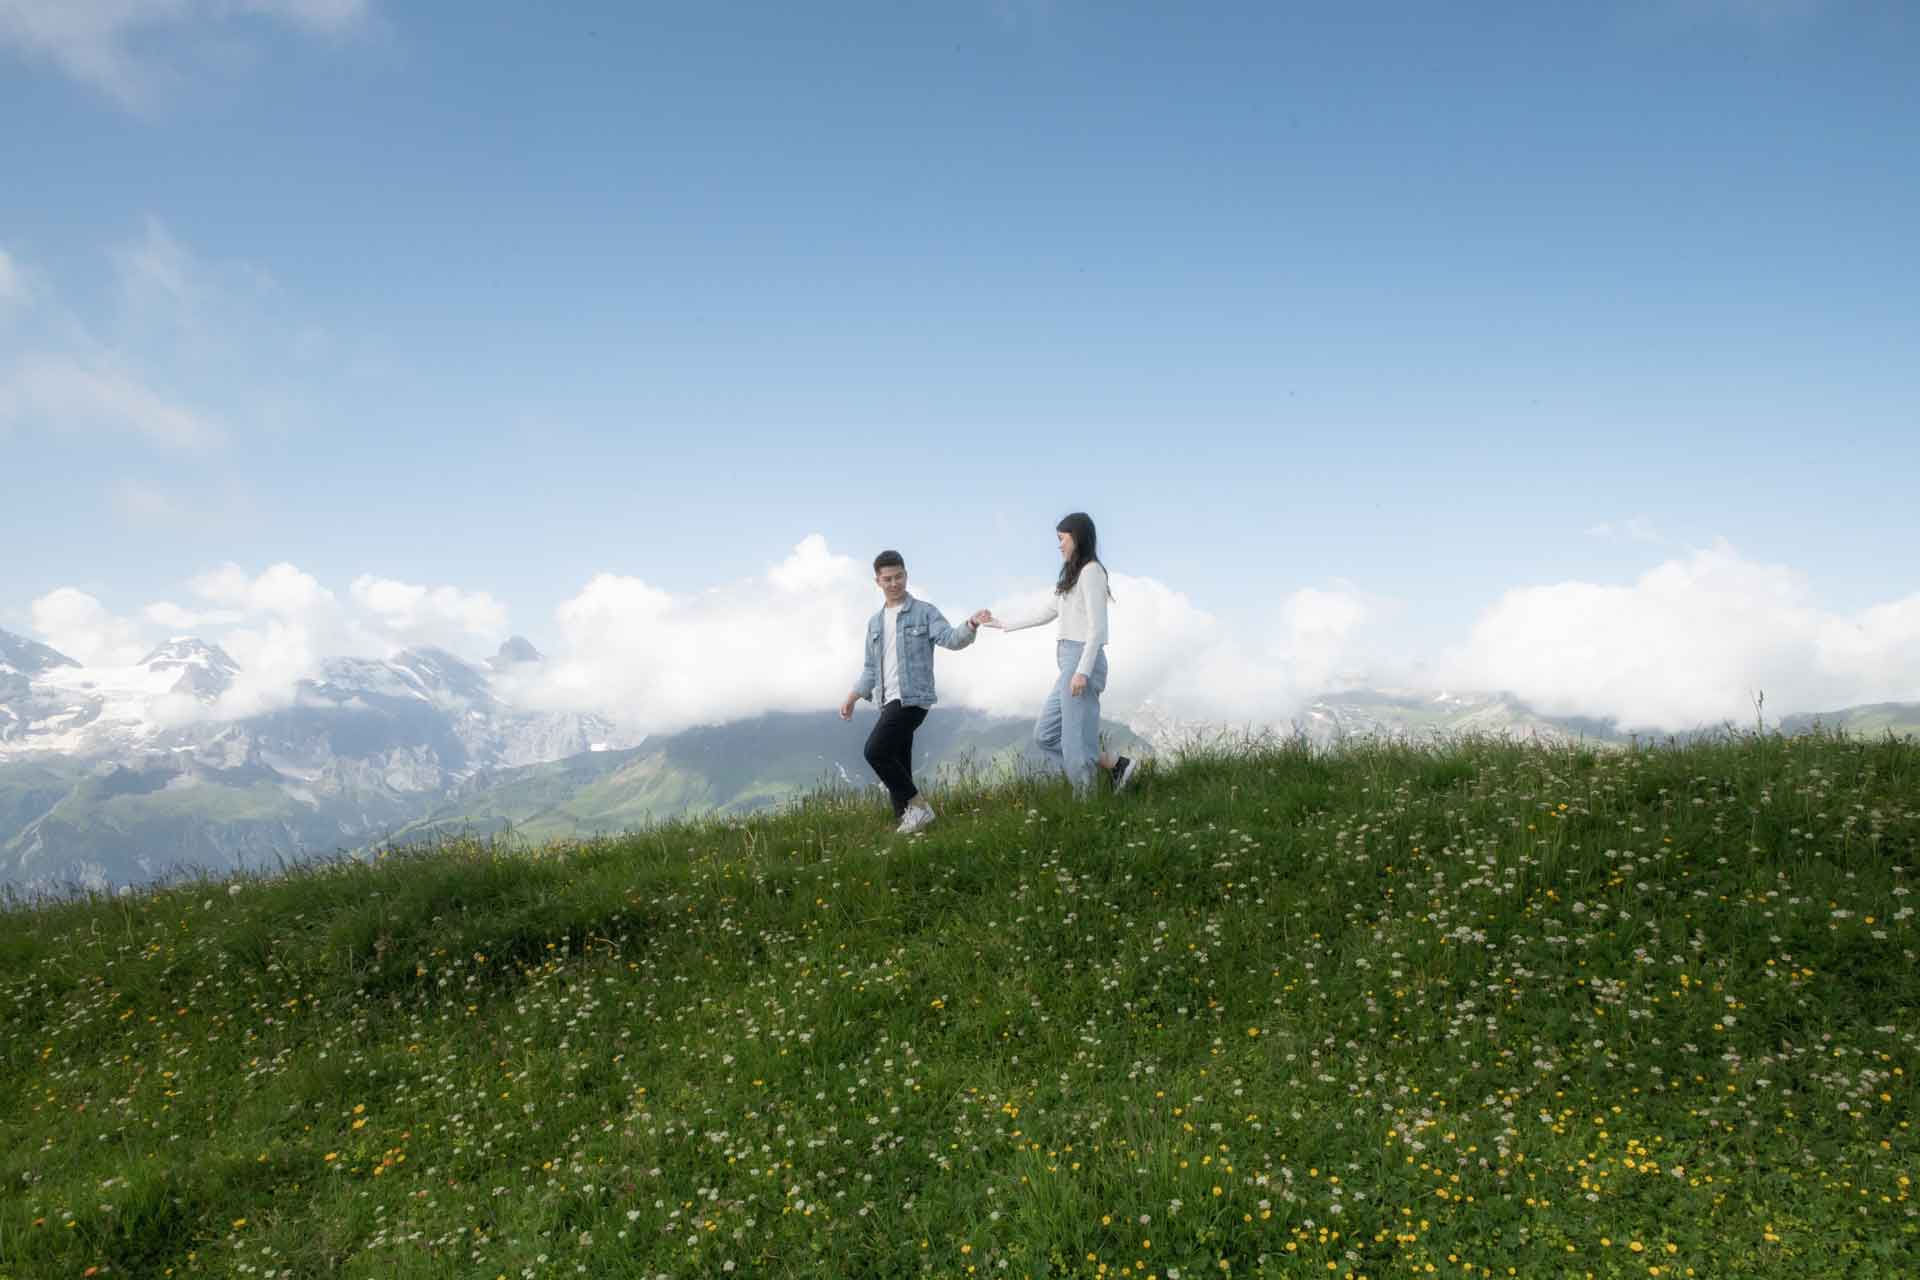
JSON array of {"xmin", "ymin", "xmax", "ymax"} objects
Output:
[
  {"xmin": 1111, "ymin": 755, "xmax": 1139, "ymax": 794},
  {"xmin": 897, "ymin": 802, "xmax": 936, "ymax": 834}
]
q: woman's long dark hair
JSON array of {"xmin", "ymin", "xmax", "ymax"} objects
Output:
[{"xmin": 1055, "ymin": 512, "xmax": 1113, "ymax": 598}]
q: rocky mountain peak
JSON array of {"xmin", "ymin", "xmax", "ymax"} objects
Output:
[
  {"xmin": 0, "ymin": 627, "xmax": 82, "ymax": 677},
  {"xmin": 392, "ymin": 647, "xmax": 493, "ymax": 702},
  {"xmin": 140, "ymin": 636, "xmax": 240, "ymax": 674},
  {"xmin": 139, "ymin": 637, "xmax": 241, "ymax": 702},
  {"xmin": 492, "ymin": 636, "xmax": 544, "ymax": 668}
]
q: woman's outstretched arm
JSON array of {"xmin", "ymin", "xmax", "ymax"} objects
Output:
[{"xmin": 986, "ymin": 597, "xmax": 1060, "ymax": 633}]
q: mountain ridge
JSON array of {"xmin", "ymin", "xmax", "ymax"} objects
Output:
[{"xmin": 3, "ymin": 625, "xmax": 1916, "ymax": 895}]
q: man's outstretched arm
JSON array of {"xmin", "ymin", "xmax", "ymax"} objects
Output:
[{"xmin": 927, "ymin": 605, "xmax": 978, "ymax": 651}]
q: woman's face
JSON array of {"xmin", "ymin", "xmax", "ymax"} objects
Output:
[{"xmin": 1057, "ymin": 530, "xmax": 1075, "ymax": 560}]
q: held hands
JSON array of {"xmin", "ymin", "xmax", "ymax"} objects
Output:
[{"xmin": 970, "ymin": 609, "xmax": 998, "ymax": 628}]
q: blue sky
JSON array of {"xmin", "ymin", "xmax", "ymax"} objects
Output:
[{"xmin": 2, "ymin": 0, "xmax": 1916, "ymax": 729}]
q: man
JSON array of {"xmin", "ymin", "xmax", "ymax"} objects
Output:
[{"xmin": 839, "ymin": 550, "xmax": 985, "ymax": 833}]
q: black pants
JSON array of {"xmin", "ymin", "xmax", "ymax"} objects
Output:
[{"xmin": 863, "ymin": 700, "xmax": 929, "ymax": 818}]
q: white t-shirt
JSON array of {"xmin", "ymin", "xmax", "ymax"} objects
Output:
[
  {"xmin": 881, "ymin": 602, "xmax": 905, "ymax": 704},
  {"xmin": 996, "ymin": 561, "xmax": 1110, "ymax": 677}
]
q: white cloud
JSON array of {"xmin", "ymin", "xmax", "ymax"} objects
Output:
[
  {"xmin": 142, "ymin": 599, "xmax": 242, "ymax": 631},
  {"xmin": 22, "ymin": 539, "xmax": 1370, "ymax": 743},
  {"xmin": 17, "ymin": 537, "xmax": 1920, "ymax": 745},
  {"xmin": 34, "ymin": 562, "xmax": 512, "ymax": 720},
  {"xmin": 513, "ymin": 536, "xmax": 1380, "ymax": 737},
  {"xmin": 0, "ymin": 351, "xmax": 222, "ymax": 448},
  {"xmin": 767, "ymin": 533, "xmax": 857, "ymax": 594},
  {"xmin": 520, "ymin": 546, "xmax": 871, "ymax": 732},
  {"xmin": 3, "ymin": 222, "xmax": 335, "ymax": 531},
  {"xmin": 189, "ymin": 560, "xmax": 334, "ymax": 616},
  {"xmin": 112, "ymin": 215, "xmax": 277, "ymax": 343},
  {"xmin": 1447, "ymin": 540, "xmax": 1920, "ymax": 730},
  {"xmin": 0, "ymin": 247, "xmax": 25, "ymax": 306},
  {"xmin": 349, "ymin": 574, "xmax": 508, "ymax": 646},
  {"xmin": 148, "ymin": 562, "xmax": 342, "ymax": 716},
  {"xmin": 29, "ymin": 587, "xmax": 150, "ymax": 666},
  {"xmin": 0, "ymin": 0, "xmax": 370, "ymax": 107},
  {"xmin": 115, "ymin": 216, "xmax": 197, "ymax": 312}
]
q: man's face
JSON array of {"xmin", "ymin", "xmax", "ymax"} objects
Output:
[{"xmin": 876, "ymin": 565, "xmax": 908, "ymax": 604}]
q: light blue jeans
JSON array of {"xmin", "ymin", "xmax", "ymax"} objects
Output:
[{"xmin": 1034, "ymin": 639, "xmax": 1107, "ymax": 794}]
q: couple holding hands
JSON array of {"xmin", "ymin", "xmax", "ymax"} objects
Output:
[{"xmin": 838, "ymin": 511, "xmax": 1138, "ymax": 834}]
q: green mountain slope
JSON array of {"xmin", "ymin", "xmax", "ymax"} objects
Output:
[
  {"xmin": 0, "ymin": 756, "xmax": 85, "ymax": 834},
  {"xmin": 1778, "ymin": 701, "xmax": 1920, "ymax": 738},
  {"xmin": 0, "ymin": 710, "xmax": 1141, "ymax": 891},
  {"xmin": 1, "ymin": 757, "xmax": 423, "ymax": 892},
  {"xmin": 4, "ymin": 731, "xmax": 1916, "ymax": 1277},
  {"xmin": 390, "ymin": 708, "xmax": 1141, "ymax": 845}
]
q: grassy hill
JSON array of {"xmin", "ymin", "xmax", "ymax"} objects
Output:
[{"xmin": 3, "ymin": 730, "xmax": 1917, "ymax": 1278}]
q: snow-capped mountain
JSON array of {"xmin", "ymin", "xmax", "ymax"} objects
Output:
[
  {"xmin": 1122, "ymin": 689, "xmax": 1623, "ymax": 754},
  {"xmin": 0, "ymin": 629, "xmax": 615, "ymax": 769},
  {"xmin": 1290, "ymin": 689, "xmax": 1622, "ymax": 745},
  {"xmin": 0, "ymin": 628, "xmax": 639, "ymax": 893},
  {"xmin": 0, "ymin": 630, "xmax": 81, "ymax": 679},
  {"xmin": 1, "ymin": 634, "xmax": 244, "ymax": 755},
  {"xmin": 140, "ymin": 637, "xmax": 240, "ymax": 701},
  {"xmin": 1, "ymin": 633, "xmax": 82, "ymax": 746}
]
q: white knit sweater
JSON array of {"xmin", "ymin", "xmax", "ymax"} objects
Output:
[{"xmin": 996, "ymin": 561, "xmax": 1110, "ymax": 678}]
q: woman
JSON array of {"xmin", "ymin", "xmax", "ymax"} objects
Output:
[{"xmin": 979, "ymin": 512, "xmax": 1139, "ymax": 795}]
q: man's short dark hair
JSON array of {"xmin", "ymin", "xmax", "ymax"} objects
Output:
[{"xmin": 873, "ymin": 550, "xmax": 906, "ymax": 574}]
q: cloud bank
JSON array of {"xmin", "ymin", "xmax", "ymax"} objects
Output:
[
  {"xmin": 19, "ymin": 536, "xmax": 1920, "ymax": 737},
  {"xmin": 31, "ymin": 562, "xmax": 508, "ymax": 720},
  {"xmin": 496, "ymin": 536, "xmax": 1379, "ymax": 735},
  {"xmin": 1446, "ymin": 541, "xmax": 1920, "ymax": 729}
]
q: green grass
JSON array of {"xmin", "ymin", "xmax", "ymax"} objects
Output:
[{"xmin": 3, "ymin": 730, "xmax": 1918, "ymax": 1279}]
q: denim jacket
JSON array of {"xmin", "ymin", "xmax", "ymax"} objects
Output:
[{"xmin": 852, "ymin": 595, "xmax": 977, "ymax": 709}]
